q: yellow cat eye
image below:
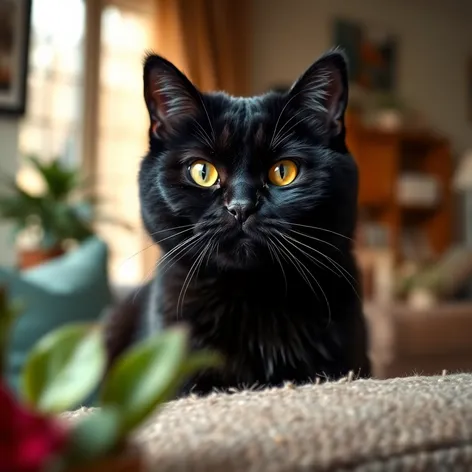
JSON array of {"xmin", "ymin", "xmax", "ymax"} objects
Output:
[
  {"xmin": 268, "ymin": 160, "xmax": 298, "ymax": 187},
  {"xmin": 189, "ymin": 160, "xmax": 219, "ymax": 187}
]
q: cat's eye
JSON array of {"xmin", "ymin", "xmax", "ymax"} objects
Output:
[
  {"xmin": 189, "ymin": 160, "xmax": 219, "ymax": 187},
  {"xmin": 268, "ymin": 160, "xmax": 298, "ymax": 187}
]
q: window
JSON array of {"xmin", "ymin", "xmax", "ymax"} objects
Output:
[
  {"xmin": 19, "ymin": 0, "xmax": 85, "ymax": 164},
  {"xmin": 96, "ymin": 1, "xmax": 156, "ymax": 284},
  {"xmin": 18, "ymin": 0, "xmax": 157, "ymax": 284}
]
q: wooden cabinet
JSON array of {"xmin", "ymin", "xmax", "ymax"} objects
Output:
[{"xmin": 346, "ymin": 112, "xmax": 453, "ymax": 263}]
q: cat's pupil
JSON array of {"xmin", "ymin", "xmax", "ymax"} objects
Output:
[
  {"xmin": 201, "ymin": 164, "xmax": 207, "ymax": 180},
  {"xmin": 279, "ymin": 164, "xmax": 286, "ymax": 179}
]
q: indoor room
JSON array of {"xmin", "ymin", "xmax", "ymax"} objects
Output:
[{"xmin": 1, "ymin": 1, "xmax": 472, "ymax": 470}]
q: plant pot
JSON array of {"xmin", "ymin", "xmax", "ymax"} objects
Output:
[
  {"xmin": 374, "ymin": 109, "xmax": 403, "ymax": 131},
  {"xmin": 408, "ymin": 288, "xmax": 437, "ymax": 310},
  {"xmin": 18, "ymin": 246, "xmax": 64, "ymax": 270},
  {"xmin": 67, "ymin": 449, "xmax": 144, "ymax": 472}
]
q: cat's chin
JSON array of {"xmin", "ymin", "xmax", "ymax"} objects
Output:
[{"xmin": 215, "ymin": 238, "xmax": 263, "ymax": 270}]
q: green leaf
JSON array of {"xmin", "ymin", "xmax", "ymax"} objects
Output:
[
  {"xmin": 180, "ymin": 350, "xmax": 223, "ymax": 377},
  {"xmin": 27, "ymin": 155, "xmax": 80, "ymax": 200},
  {"xmin": 0, "ymin": 155, "xmax": 130, "ymax": 246},
  {"xmin": 100, "ymin": 327, "xmax": 190, "ymax": 435},
  {"xmin": 21, "ymin": 323, "xmax": 106, "ymax": 414},
  {"xmin": 65, "ymin": 407, "xmax": 121, "ymax": 465},
  {"xmin": 0, "ymin": 289, "xmax": 23, "ymax": 377}
]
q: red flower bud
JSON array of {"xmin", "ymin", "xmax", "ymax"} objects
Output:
[{"xmin": 0, "ymin": 383, "xmax": 68, "ymax": 472}]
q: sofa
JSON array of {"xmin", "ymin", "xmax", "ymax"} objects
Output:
[{"xmin": 0, "ymin": 237, "xmax": 112, "ymax": 394}]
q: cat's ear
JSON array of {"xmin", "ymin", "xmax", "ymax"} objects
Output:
[
  {"xmin": 143, "ymin": 54, "xmax": 201, "ymax": 139},
  {"xmin": 288, "ymin": 49, "xmax": 349, "ymax": 136}
]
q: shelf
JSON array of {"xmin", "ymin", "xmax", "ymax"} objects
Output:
[
  {"xmin": 399, "ymin": 203, "xmax": 440, "ymax": 213},
  {"xmin": 347, "ymin": 112, "xmax": 453, "ymax": 264}
]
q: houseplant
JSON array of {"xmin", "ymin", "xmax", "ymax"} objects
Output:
[
  {"xmin": 0, "ymin": 155, "xmax": 131, "ymax": 269},
  {"xmin": 0, "ymin": 286, "xmax": 222, "ymax": 471}
]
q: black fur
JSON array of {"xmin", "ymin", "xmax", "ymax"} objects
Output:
[{"xmin": 106, "ymin": 49, "xmax": 371, "ymax": 395}]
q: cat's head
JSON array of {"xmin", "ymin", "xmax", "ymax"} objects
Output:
[{"xmin": 139, "ymin": 50, "xmax": 358, "ymax": 271}]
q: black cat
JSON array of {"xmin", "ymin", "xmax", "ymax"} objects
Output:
[{"xmin": 105, "ymin": 49, "xmax": 371, "ymax": 395}]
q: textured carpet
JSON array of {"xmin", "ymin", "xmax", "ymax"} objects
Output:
[{"xmin": 66, "ymin": 374, "xmax": 472, "ymax": 471}]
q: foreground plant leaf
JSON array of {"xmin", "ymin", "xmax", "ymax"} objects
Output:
[
  {"xmin": 64, "ymin": 407, "xmax": 121, "ymax": 466},
  {"xmin": 101, "ymin": 326, "xmax": 223, "ymax": 437},
  {"xmin": 0, "ymin": 288, "xmax": 23, "ymax": 377},
  {"xmin": 21, "ymin": 323, "xmax": 106, "ymax": 413},
  {"xmin": 180, "ymin": 350, "xmax": 223, "ymax": 377},
  {"xmin": 101, "ymin": 327, "xmax": 191, "ymax": 435}
]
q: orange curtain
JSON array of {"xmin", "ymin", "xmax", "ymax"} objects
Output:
[{"xmin": 153, "ymin": 0, "xmax": 251, "ymax": 96}]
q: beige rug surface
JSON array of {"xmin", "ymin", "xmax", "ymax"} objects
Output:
[{"xmin": 66, "ymin": 374, "xmax": 472, "ymax": 471}]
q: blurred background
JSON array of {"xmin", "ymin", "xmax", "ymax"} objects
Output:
[{"xmin": 1, "ymin": 0, "xmax": 472, "ymax": 393}]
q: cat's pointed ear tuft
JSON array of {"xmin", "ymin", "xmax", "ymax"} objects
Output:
[
  {"xmin": 288, "ymin": 49, "xmax": 349, "ymax": 136},
  {"xmin": 143, "ymin": 54, "xmax": 201, "ymax": 139}
]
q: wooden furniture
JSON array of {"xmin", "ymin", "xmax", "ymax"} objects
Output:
[
  {"xmin": 346, "ymin": 112, "xmax": 453, "ymax": 264},
  {"xmin": 366, "ymin": 302, "xmax": 472, "ymax": 379}
]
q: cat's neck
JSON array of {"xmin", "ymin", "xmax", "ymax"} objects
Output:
[{"xmin": 158, "ymin": 253, "xmax": 358, "ymax": 313}]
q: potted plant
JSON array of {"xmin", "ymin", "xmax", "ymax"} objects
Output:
[
  {"xmin": 0, "ymin": 155, "xmax": 131, "ymax": 269},
  {"xmin": 0, "ymin": 286, "xmax": 222, "ymax": 471}
]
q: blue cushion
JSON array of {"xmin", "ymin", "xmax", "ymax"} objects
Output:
[{"xmin": 0, "ymin": 237, "xmax": 112, "ymax": 396}]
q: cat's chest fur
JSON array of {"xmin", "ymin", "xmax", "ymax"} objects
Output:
[{"xmin": 149, "ymin": 264, "xmax": 359, "ymax": 394}]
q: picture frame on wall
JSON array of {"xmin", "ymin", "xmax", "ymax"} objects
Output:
[
  {"xmin": 0, "ymin": 0, "xmax": 31, "ymax": 116},
  {"xmin": 333, "ymin": 18, "xmax": 397, "ymax": 93}
]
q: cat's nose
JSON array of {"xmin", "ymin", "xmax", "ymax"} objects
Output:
[{"xmin": 225, "ymin": 200, "xmax": 256, "ymax": 224}]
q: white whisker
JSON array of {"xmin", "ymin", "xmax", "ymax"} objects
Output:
[
  {"xmin": 282, "ymin": 234, "xmax": 339, "ymax": 277},
  {"xmin": 272, "ymin": 114, "xmax": 313, "ymax": 149},
  {"xmin": 267, "ymin": 236, "xmax": 288, "ymax": 295},
  {"xmin": 153, "ymin": 226, "xmax": 196, "ymax": 245},
  {"xmin": 284, "ymin": 233, "xmax": 357, "ymax": 285},
  {"xmin": 131, "ymin": 233, "xmax": 201, "ymax": 304},
  {"xmin": 269, "ymin": 86, "xmax": 310, "ymax": 149},
  {"xmin": 157, "ymin": 234, "xmax": 203, "ymax": 276},
  {"xmin": 148, "ymin": 224, "xmax": 196, "ymax": 238},
  {"xmin": 282, "ymin": 233, "xmax": 360, "ymax": 302},
  {"xmin": 273, "ymin": 234, "xmax": 332, "ymax": 326},
  {"xmin": 287, "ymin": 222, "xmax": 352, "ymax": 241},
  {"xmin": 270, "ymin": 109, "xmax": 304, "ymax": 149},
  {"xmin": 119, "ymin": 224, "xmax": 196, "ymax": 269},
  {"xmin": 192, "ymin": 118, "xmax": 214, "ymax": 149},
  {"xmin": 287, "ymin": 228, "xmax": 341, "ymax": 252},
  {"xmin": 177, "ymin": 236, "xmax": 214, "ymax": 318},
  {"xmin": 197, "ymin": 94, "xmax": 216, "ymax": 143}
]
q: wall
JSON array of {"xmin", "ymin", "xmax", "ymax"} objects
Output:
[
  {"xmin": 252, "ymin": 0, "xmax": 472, "ymax": 155},
  {"xmin": 0, "ymin": 119, "xmax": 19, "ymax": 266}
]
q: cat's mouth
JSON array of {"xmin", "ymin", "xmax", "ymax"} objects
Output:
[
  {"xmin": 216, "ymin": 236, "xmax": 259, "ymax": 268},
  {"xmin": 196, "ymin": 213, "xmax": 268, "ymax": 268},
  {"xmin": 212, "ymin": 220, "xmax": 267, "ymax": 268},
  {"xmin": 223, "ymin": 216, "xmax": 258, "ymax": 241},
  {"xmin": 219, "ymin": 228, "xmax": 253, "ymax": 246}
]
